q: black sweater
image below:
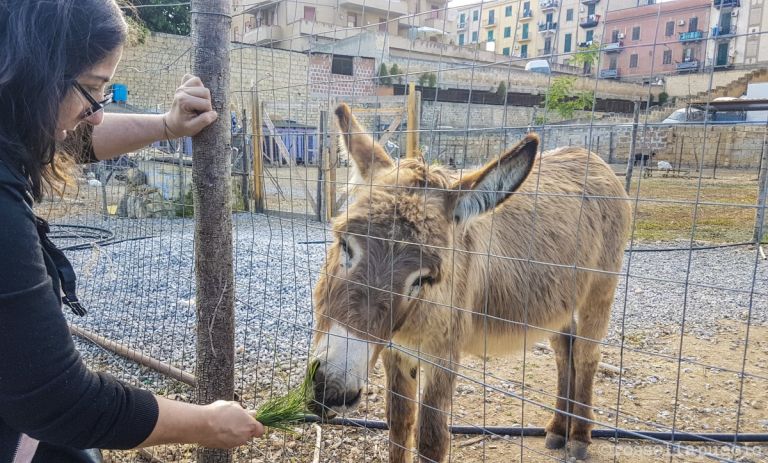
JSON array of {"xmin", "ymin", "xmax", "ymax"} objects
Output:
[{"xmin": 0, "ymin": 157, "xmax": 159, "ymax": 461}]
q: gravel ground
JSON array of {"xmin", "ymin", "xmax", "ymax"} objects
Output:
[{"xmin": 52, "ymin": 213, "xmax": 767, "ymax": 394}]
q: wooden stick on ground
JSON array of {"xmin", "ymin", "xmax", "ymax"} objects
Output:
[{"xmin": 311, "ymin": 423, "xmax": 323, "ymax": 463}]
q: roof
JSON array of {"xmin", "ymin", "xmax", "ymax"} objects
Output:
[{"xmin": 688, "ymin": 99, "xmax": 768, "ymax": 111}]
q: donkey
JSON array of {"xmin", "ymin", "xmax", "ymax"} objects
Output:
[{"xmin": 309, "ymin": 103, "xmax": 631, "ymax": 462}]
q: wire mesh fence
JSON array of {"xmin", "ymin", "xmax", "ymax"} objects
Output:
[{"xmin": 36, "ymin": 0, "xmax": 768, "ymax": 461}]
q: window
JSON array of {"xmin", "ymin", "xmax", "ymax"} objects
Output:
[
  {"xmin": 523, "ymin": 1, "xmax": 530, "ymax": 11},
  {"xmin": 505, "ymin": 6, "xmax": 513, "ymax": 17},
  {"xmin": 564, "ymin": 33, "xmax": 572, "ymax": 53},
  {"xmin": 459, "ymin": 33, "xmax": 465, "ymax": 45},
  {"xmin": 609, "ymin": 56, "xmax": 617, "ymax": 70},
  {"xmin": 665, "ymin": 21, "xmax": 674, "ymax": 36},
  {"xmin": 683, "ymin": 47, "xmax": 694, "ymax": 62},
  {"xmin": 522, "ymin": 23, "xmax": 529, "ymax": 39},
  {"xmin": 663, "ymin": 49, "xmax": 672, "ymax": 64},
  {"xmin": 545, "ymin": 12, "xmax": 554, "ymax": 24},
  {"xmin": 632, "ymin": 26, "xmax": 640, "ymax": 40},
  {"xmin": 544, "ymin": 38, "xmax": 552, "ymax": 53},
  {"xmin": 460, "ymin": 13, "xmax": 465, "ymax": 24},
  {"xmin": 471, "ymin": 31, "xmax": 478, "ymax": 42},
  {"xmin": 521, "ymin": 44, "xmax": 528, "ymax": 58},
  {"xmin": 347, "ymin": 13, "xmax": 358, "ymax": 28},
  {"xmin": 331, "ymin": 55, "xmax": 354, "ymax": 75},
  {"xmin": 304, "ymin": 6, "xmax": 315, "ymax": 21},
  {"xmin": 611, "ymin": 29, "xmax": 620, "ymax": 42},
  {"xmin": 504, "ymin": 26, "xmax": 511, "ymax": 38},
  {"xmin": 472, "ymin": 10, "xmax": 479, "ymax": 21},
  {"xmin": 488, "ymin": 10, "xmax": 495, "ymax": 25},
  {"xmin": 689, "ymin": 17, "xmax": 698, "ymax": 32},
  {"xmin": 629, "ymin": 53, "xmax": 638, "ymax": 68},
  {"xmin": 503, "ymin": 47, "xmax": 511, "ymax": 56},
  {"xmin": 488, "ymin": 30, "xmax": 494, "ymax": 41},
  {"xmin": 566, "ymin": 8, "xmax": 573, "ymax": 21},
  {"xmin": 587, "ymin": 4, "xmax": 596, "ymax": 15},
  {"xmin": 586, "ymin": 30, "xmax": 594, "ymax": 42},
  {"xmin": 379, "ymin": 18, "xmax": 387, "ymax": 33}
]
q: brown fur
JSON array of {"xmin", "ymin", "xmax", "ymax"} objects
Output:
[{"xmin": 311, "ymin": 104, "xmax": 632, "ymax": 462}]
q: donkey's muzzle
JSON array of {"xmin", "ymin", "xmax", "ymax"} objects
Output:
[{"xmin": 309, "ymin": 365, "xmax": 363, "ymax": 418}]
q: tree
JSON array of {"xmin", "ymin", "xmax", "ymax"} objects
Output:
[
  {"xmin": 495, "ymin": 81, "xmax": 507, "ymax": 101},
  {"xmin": 190, "ymin": 0, "xmax": 234, "ymax": 462},
  {"xmin": 377, "ymin": 63, "xmax": 392, "ymax": 85},
  {"xmin": 570, "ymin": 40, "xmax": 601, "ymax": 75},
  {"xmin": 542, "ymin": 76, "xmax": 594, "ymax": 121},
  {"xmin": 427, "ymin": 72, "xmax": 437, "ymax": 88},
  {"xmin": 389, "ymin": 64, "xmax": 403, "ymax": 84},
  {"xmin": 128, "ymin": 0, "xmax": 191, "ymax": 36}
]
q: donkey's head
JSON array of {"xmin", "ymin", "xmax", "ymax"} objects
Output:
[{"xmin": 309, "ymin": 103, "xmax": 538, "ymax": 417}]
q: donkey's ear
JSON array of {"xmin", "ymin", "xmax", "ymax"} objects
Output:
[
  {"xmin": 335, "ymin": 103, "xmax": 395, "ymax": 183},
  {"xmin": 448, "ymin": 133, "xmax": 539, "ymax": 223}
]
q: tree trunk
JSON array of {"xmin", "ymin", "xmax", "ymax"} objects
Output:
[{"xmin": 191, "ymin": 1, "xmax": 234, "ymax": 462}]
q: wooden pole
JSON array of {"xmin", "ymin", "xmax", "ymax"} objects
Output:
[
  {"xmin": 713, "ymin": 132, "xmax": 722, "ymax": 179},
  {"xmin": 625, "ymin": 101, "xmax": 641, "ymax": 194},
  {"xmin": 407, "ymin": 82, "xmax": 418, "ymax": 158},
  {"xmin": 191, "ymin": 1, "xmax": 234, "ymax": 461},
  {"xmin": 251, "ymin": 92, "xmax": 264, "ymax": 213},
  {"xmin": 753, "ymin": 120, "xmax": 768, "ymax": 244},
  {"xmin": 325, "ymin": 105, "xmax": 338, "ymax": 221},
  {"xmin": 241, "ymin": 107, "xmax": 250, "ymax": 212},
  {"xmin": 316, "ymin": 111, "xmax": 327, "ymax": 223}
]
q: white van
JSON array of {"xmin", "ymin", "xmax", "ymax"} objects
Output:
[{"xmin": 525, "ymin": 60, "xmax": 551, "ymax": 75}]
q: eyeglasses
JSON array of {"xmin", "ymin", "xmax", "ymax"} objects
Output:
[{"xmin": 72, "ymin": 81, "xmax": 113, "ymax": 118}]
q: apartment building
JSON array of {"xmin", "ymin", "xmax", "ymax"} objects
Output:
[
  {"xmin": 600, "ymin": 0, "xmax": 712, "ymax": 80},
  {"xmin": 230, "ymin": 0, "xmax": 454, "ymax": 54},
  {"xmin": 455, "ymin": 0, "xmax": 607, "ymax": 67},
  {"xmin": 706, "ymin": 0, "xmax": 768, "ymax": 69}
]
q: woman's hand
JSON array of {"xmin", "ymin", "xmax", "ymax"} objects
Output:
[
  {"xmin": 139, "ymin": 397, "xmax": 264, "ymax": 449},
  {"xmin": 164, "ymin": 74, "xmax": 219, "ymax": 138},
  {"xmin": 198, "ymin": 400, "xmax": 265, "ymax": 448}
]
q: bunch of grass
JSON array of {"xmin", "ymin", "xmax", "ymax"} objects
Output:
[{"xmin": 253, "ymin": 361, "xmax": 318, "ymax": 432}]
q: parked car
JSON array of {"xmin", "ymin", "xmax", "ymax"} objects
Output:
[{"xmin": 525, "ymin": 59, "xmax": 551, "ymax": 75}]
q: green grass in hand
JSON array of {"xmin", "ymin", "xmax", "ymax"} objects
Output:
[{"xmin": 253, "ymin": 361, "xmax": 318, "ymax": 432}]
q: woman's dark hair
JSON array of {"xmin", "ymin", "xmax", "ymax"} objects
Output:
[{"xmin": 0, "ymin": 0, "xmax": 127, "ymax": 200}]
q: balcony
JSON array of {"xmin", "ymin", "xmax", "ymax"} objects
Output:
[
  {"xmin": 599, "ymin": 69, "xmax": 618, "ymax": 79},
  {"xmin": 581, "ymin": 0, "xmax": 600, "ymax": 4},
  {"xmin": 538, "ymin": 22, "xmax": 558, "ymax": 34},
  {"xmin": 457, "ymin": 22, "xmax": 467, "ymax": 30},
  {"xmin": 242, "ymin": 25, "xmax": 282, "ymax": 45},
  {"xmin": 521, "ymin": 9, "xmax": 533, "ymax": 20},
  {"xmin": 519, "ymin": 32, "xmax": 531, "ymax": 41},
  {"xmin": 712, "ymin": 26, "xmax": 734, "ymax": 38},
  {"xmin": 676, "ymin": 60, "xmax": 700, "ymax": 72},
  {"xmin": 578, "ymin": 40, "xmax": 593, "ymax": 48},
  {"xmin": 483, "ymin": 19, "xmax": 496, "ymax": 27},
  {"xmin": 714, "ymin": 0, "xmax": 740, "ymax": 8},
  {"xmin": 242, "ymin": 0, "xmax": 278, "ymax": 16},
  {"xmin": 339, "ymin": 0, "xmax": 408, "ymax": 16},
  {"xmin": 540, "ymin": 0, "xmax": 559, "ymax": 12},
  {"xmin": 603, "ymin": 41, "xmax": 623, "ymax": 53},
  {"xmin": 679, "ymin": 30, "xmax": 704, "ymax": 42},
  {"xmin": 580, "ymin": 14, "xmax": 600, "ymax": 28},
  {"xmin": 538, "ymin": 47, "xmax": 553, "ymax": 56}
]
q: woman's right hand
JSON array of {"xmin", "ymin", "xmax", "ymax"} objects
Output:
[
  {"xmin": 139, "ymin": 396, "xmax": 264, "ymax": 449},
  {"xmin": 198, "ymin": 400, "xmax": 265, "ymax": 448}
]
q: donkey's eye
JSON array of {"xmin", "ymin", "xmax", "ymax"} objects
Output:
[{"xmin": 407, "ymin": 275, "xmax": 434, "ymax": 298}]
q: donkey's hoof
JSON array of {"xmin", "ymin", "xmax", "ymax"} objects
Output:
[
  {"xmin": 567, "ymin": 440, "xmax": 589, "ymax": 461},
  {"xmin": 544, "ymin": 432, "xmax": 566, "ymax": 449}
]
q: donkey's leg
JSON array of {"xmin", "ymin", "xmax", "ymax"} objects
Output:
[
  {"xmin": 382, "ymin": 349, "xmax": 418, "ymax": 463},
  {"xmin": 544, "ymin": 327, "xmax": 575, "ymax": 450},
  {"xmin": 568, "ymin": 285, "xmax": 614, "ymax": 460},
  {"xmin": 416, "ymin": 355, "xmax": 457, "ymax": 463}
]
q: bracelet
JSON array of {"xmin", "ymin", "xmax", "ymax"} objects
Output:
[{"xmin": 162, "ymin": 115, "xmax": 179, "ymax": 152}]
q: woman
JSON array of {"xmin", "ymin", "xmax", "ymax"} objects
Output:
[{"xmin": 0, "ymin": 1, "xmax": 264, "ymax": 461}]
